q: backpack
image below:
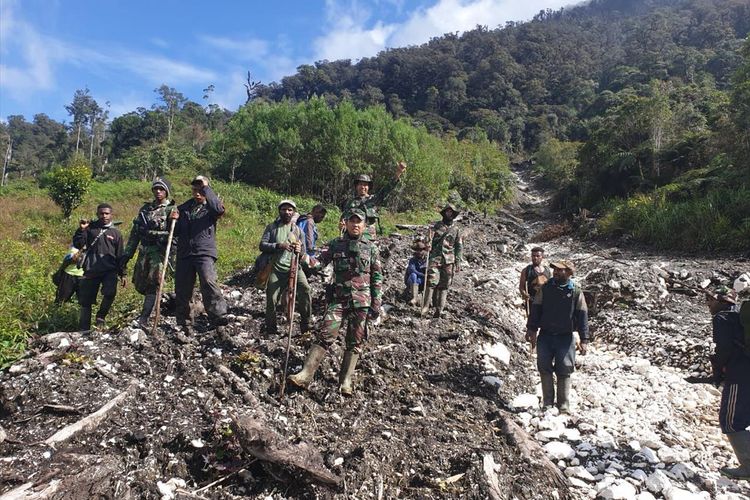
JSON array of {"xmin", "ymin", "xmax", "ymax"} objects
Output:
[{"xmin": 740, "ymin": 300, "xmax": 750, "ymax": 356}]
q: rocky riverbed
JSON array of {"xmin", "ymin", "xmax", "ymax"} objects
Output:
[{"xmin": 1, "ymin": 169, "xmax": 749, "ymax": 499}]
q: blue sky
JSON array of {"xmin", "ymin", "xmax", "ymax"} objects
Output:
[{"xmin": 0, "ymin": 0, "xmax": 573, "ymax": 123}]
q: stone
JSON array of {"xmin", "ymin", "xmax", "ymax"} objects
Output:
[
  {"xmin": 635, "ymin": 493, "xmax": 657, "ymax": 500},
  {"xmin": 597, "ymin": 479, "xmax": 636, "ymax": 499},
  {"xmin": 667, "ymin": 463, "xmax": 695, "ymax": 481},
  {"xmin": 639, "ymin": 446, "xmax": 659, "ymax": 464},
  {"xmin": 480, "ymin": 342, "xmax": 510, "ymax": 366},
  {"xmin": 544, "ymin": 441, "xmax": 575, "ymax": 460},
  {"xmin": 645, "ymin": 470, "xmax": 672, "ymax": 494},
  {"xmin": 664, "ymin": 488, "xmax": 709, "ymax": 500},
  {"xmin": 629, "ymin": 469, "xmax": 647, "ymax": 482},
  {"xmin": 510, "ymin": 393, "xmax": 538, "ymax": 410},
  {"xmin": 565, "ymin": 465, "xmax": 596, "ymax": 482}
]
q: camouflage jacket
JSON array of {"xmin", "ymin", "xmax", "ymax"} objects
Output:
[
  {"xmin": 123, "ymin": 200, "xmax": 176, "ymax": 259},
  {"xmin": 311, "ymin": 235, "xmax": 383, "ymax": 310},
  {"xmin": 341, "ymin": 177, "xmax": 400, "ymax": 238},
  {"xmin": 429, "ymin": 221, "xmax": 463, "ymax": 266}
]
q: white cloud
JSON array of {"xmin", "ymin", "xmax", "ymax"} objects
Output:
[
  {"xmin": 200, "ymin": 35, "xmax": 270, "ymax": 61},
  {"xmin": 314, "ymin": 0, "xmax": 572, "ymax": 62}
]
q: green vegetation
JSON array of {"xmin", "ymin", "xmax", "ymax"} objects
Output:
[{"xmin": 44, "ymin": 155, "xmax": 93, "ymax": 218}]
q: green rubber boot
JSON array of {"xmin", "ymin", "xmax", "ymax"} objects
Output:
[
  {"xmin": 339, "ymin": 350, "xmax": 360, "ymax": 397},
  {"xmin": 288, "ymin": 344, "xmax": 327, "ymax": 390}
]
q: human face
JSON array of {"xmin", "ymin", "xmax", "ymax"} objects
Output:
[
  {"xmin": 279, "ymin": 205, "xmax": 294, "ymax": 223},
  {"xmin": 97, "ymin": 207, "xmax": 113, "ymax": 225},
  {"xmin": 312, "ymin": 207, "xmax": 326, "ymax": 223},
  {"xmin": 706, "ymin": 296, "xmax": 725, "ymax": 316},
  {"xmin": 531, "ymin": 251, "xmax": 544, "ymax": 266},
  {"xmin": 191, "ymin": 185, "xmax": 206, "ymax": 203},
  {"xmin": 346, "ymin": 217, "xmax": 365, "ymax": 237},
  {"xmin": 152, "ymin": 187, "xmax": 167, "ymax": 203},
  {"xmin": 552, "ymin": 266, "xmax": 572, "ymax": 284},
  {"xmin": 355, "ymin": 181, "xmax": 370, "ymax": 197},
  {"xmin": 442, "ymin": 208, "xmax": 455, "ymax": 221}
]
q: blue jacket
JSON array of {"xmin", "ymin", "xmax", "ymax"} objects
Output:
[
  {"xmin": 296, "ymin": 214, "xmax": 318, "ymax": 257},
  {"xmin": 175, "ymin": 185, "xmax": 224, "ymax": 260},
  {"xmin": 404, "ymin": 256, "xmax": 426, "ymax": 285}
]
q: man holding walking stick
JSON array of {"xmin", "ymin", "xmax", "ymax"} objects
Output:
[
  {"xmin": 173, "ymin": 175, "xmax": 228, "ymax": 334},
  {"xmin": 120, "ymin": 178, "xmax": 177, "ymax": 330},
  {"xmin": 259, "ymin": 200, "xmax": 312, "ymax": 336}
]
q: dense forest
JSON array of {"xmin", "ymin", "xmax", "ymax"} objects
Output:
[{"xmin": 1, "ymin": 0, "xmax": 749, "ymax": 248}]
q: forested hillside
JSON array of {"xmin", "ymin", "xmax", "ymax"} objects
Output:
[{"xmin": 1, "ymin": 0, "xmax": 749, "ymax": 248}]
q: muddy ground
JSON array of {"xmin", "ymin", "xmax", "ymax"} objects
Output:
[{"xmin": 1, "ymin": 168, "xmax": 749, "ymax": 500}]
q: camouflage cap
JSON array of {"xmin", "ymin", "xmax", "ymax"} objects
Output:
[
  {"xmin": 151, "ymin": 177, "xmax": 171, "ymax": 197},
  {"xmin": 550, "ymin": 260, "xmax": 576, "ymax": 274},
  {"xmin": 440, "ymin": 202, "xmax": 460, "ymax": 217},
  {"xmin": 278, "ymin": 199, "xmax": 297, "ymax": 210},
  {"xmin": 354, "ymin": 174, "xmax": 373, "ymax": 185},
  {"xmin": 706, "ymin": 285, "xmax": 737, "ymax": 304},
  {"xmin": 345, "ymin": 208, "xmax": 366, "ymax": 221}
]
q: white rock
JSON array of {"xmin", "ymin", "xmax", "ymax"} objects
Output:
[
  {"xmin": 664, "ymin": 487, "xmax": 709, "ymax": 500},
  {"xmin": 544, "ymin": 441, "xmax": 575, "ymax": 460},
  {"xmin": 565, "ymin": 465, "xmax": 595, "ymax": 482},
  {"xmin": 734, "ymin": 273, "xmax": 749, "ymax": 293},
  {"xmin": 629, "ymin": 469, "xmax": 647, "ymax": 482},
  {"xmin": 639, "ymin": 446, "xmax": 659, "ymax": 464},
  {"xmin": 597, "ymin": 479, "xmax": 636, "ymax": 499},
  {"xmin": 657, "ymin": 446, "xmax": 682, "ymax": 463},
  {"xmin": 645, "ymin": 470, "xmax": 672, "ymax": 494},
  {"xmin": 230, "ymin": 290, "xmax": 242, "ymax": 300},
  {"xmin": 510, "ymin": 393, "xmax": 538, "ymax": 410},
  {"xmin": 635, "ymin": 493, "xmax": 657, "ymax": 500},
  {"xmin": 191, "ymin": 439, "xmax": 204, "ymax": 448},
  {"xmin": 0, "ymin": 426, "xmax": 5, "ymax": 444},
  {"xmin": 333, "ymin": 457, "xmax": 344, "ymax": 466},
  {"xmin": 482, "ymin": 375, "xmax": 502, "ymax": 388},
  {"xmin": 164, "ymin": 375, "xmax": 175, "ymax": 383},
  {"xmin": 480, "ymin": 342, "xmax": 510, "ymax": 366},
  {"xmin": 562, "ymin": 428, "xmax": 582, "ymax": 441}
]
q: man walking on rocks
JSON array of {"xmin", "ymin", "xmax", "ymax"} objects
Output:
[
  {"xmin": 288, "ymin": 209, "xmax": 383, "ymax": 396},
  {"xmin": 121, "ymin": 178, "xmax": 177, "ymax": 330},
  {"xmin": 341, "ymin": 162, "xmax": 406, "ymax": 241},
  {"xmin": 526, "ymin": 260, "xmax": 589, "ymax": 412},
  {"xmin": 173, "ymin": 176, "xmax": 228, "ymax": 332},
  {"xmin": 73, "ymin": 203, "xmax": 126, "ymax": 331},
  {"xmin": 519, "ymin": 246, "xmax": 551, "ymax": 309},
  {"xmin": 259, "ymin": 200, "xmax": 312, "ymax": 335},
  {"xmin": 707, "ymin": 286, "xmax": 750, "ymax": 480},
  {"xmin": 422, "ymin": 203, "xmax": 463, "ymax": 318}
]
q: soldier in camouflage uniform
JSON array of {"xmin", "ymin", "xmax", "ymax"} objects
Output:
[
  {"xmin": 121, "ymin": 178, "xmax": 177, "ymax": 330},
  {"xmin": 422, "ymin": 203, "xmax": 463, "ymax": 318},
  {"xmin": 340, "ymin": 161, "xmax": 407, "ymax": 241},
  {"xmin": 288, "ymin": 209, "xmax": 383, "ymax": 396}
]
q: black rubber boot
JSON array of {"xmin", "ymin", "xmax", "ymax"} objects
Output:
[
  {"xmin": 541, "ymin": 372, "xmax": 555, "ymax": 408},
  {"xmin": 134, "ymin": 294, "xmax": 157, "ymax": 329},
  {"xmin": 722, "ymin": 430, "xmax": 750, "ymax": 480},
  {"xmin": 339, "ymin": 351, "xmax": 360, "ymax": 396},
  {"xmin": 79, "ymin": 306, "xmax": 92, "ymax": 331},
  {"xmin": 96, "ymin": 295, "xmax": 115, "ymax": 322},
  {"xmin": 556, "ymin": 375, "xmax": 572, "ymax": 413},
  {"xmin": 288, "ymin": 344, "xmax": 327, "ymax": 389}
]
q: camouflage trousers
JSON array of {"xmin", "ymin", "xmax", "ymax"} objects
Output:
[
  {"xmin": 319, "ymin": 302, "xmax": 369, "ymax": 353},
  {"xmin": 133, "ymin": 245, "xmax": 167, "ymax": 295},
  {"xmin": 426, "ymin": 263, "xmax": 455, "ymax": 290}
]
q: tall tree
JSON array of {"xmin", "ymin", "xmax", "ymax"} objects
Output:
[
  {"xmin": 65, "ymin": 88, "xmax": 99, "ymax": 154},
  {"xmin": 154, "ymin": 85, "xmax": 187, "ymax": 143}
]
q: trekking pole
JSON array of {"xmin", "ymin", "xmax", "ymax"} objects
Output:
[
  {"xmin": 421, "ymin": 229, "xmax": 434, "ymax": 317},
  {"xmin": 279, "ymin": 252, "xmax": 300, "ymax": 400},
  {"xmin": 151, "ymin": 218, "xmax": 176, "ymax": 336}
]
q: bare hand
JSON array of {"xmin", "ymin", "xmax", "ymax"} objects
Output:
[
  {"xmin": 525, "ymin": 330, "xmax": 537, "ymax": 349},
  {"xmin": 291, "ymin": 241, "xmax": 301, "ymax": 254},
  {"xmin": 396, "ymin": 161, "xmax": 407, "ymax": 179},
  {"xmin": 120, "ymin": 277, "xmax": 128, "ymax": 288},
  {"xmin": 170, "ymin": 210, "xmax": 179, "ymax": 220},
  {"xmin": 578, "ymin": 341, "xmax": 588, "ymax": 355}
]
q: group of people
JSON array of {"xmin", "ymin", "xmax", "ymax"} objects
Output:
[
  {"xmin": 63, "ymin": 175, "xmax": 228, "ymax": 333},
  {"xmin": 57, "ymin": 165, "xmax": 749, "ymax": 480}
]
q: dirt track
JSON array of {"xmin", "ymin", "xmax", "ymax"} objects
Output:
[{"xmin": 1, "ymin": 167, "xmax": 749, "ymax": 499}]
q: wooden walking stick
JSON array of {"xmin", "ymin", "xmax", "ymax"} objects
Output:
[
  {"xmin": 151, "ymin": 218, "xmax": 176, "ymax": 336},
  {"xmin": 421, "ymin": 228, "xmax": 434, "ymax": 317},
  {"xmin": 279, "ymin": 252, "xmax": 300, "ymax": 399}
]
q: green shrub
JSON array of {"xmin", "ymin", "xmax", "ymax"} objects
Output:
[{"xmin": 46, "ymin": 156, "xmax": 93, "ymax": 218}]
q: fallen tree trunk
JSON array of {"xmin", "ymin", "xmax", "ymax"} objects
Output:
[
  {"xmin": 497, "ymin": 412, "xmax": 570, "ymax": 498},
  {"xmin": 231, "ymin": 413, "xmax": 341, "ymax": 487},
  {"xmin": 44, "ymin": 381, "xmax": 137, "ymax": 446}
]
